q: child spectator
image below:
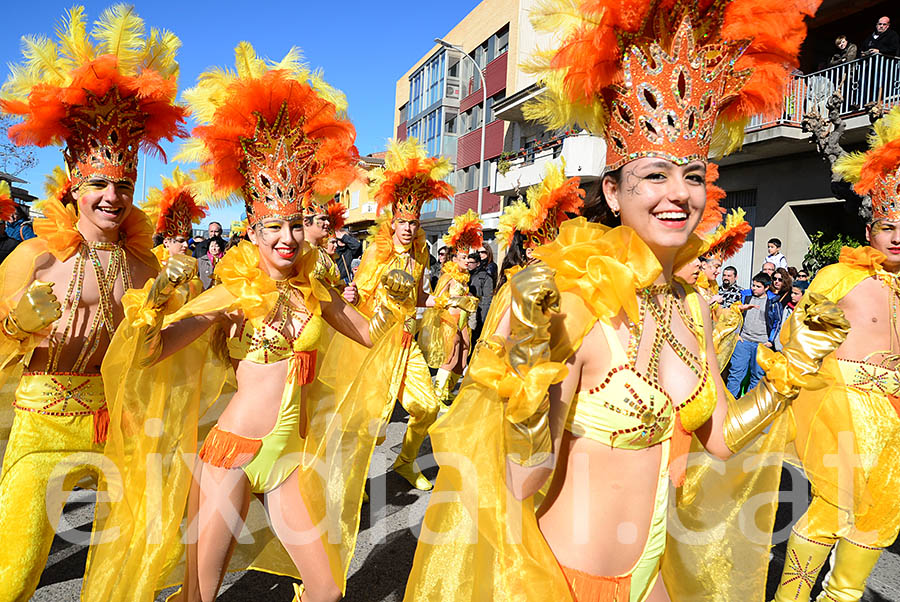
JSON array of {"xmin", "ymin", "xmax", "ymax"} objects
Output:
[
  {"xmin": 727, "ymin": 272, "xmax": 782, "ymax": 397},
  {"xmin": 766, "ymin": 238, "xmax": 788, "ymax": 269}
]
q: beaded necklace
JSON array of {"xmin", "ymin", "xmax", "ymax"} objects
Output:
[
  {"xmin": 267, "ymin": 280, "xmax": 312, "ymax": 343},
  {"xmin": 875, "ymin": 270, "xmax": 900, "ymax": 357},
  {"xmin": 625, "ymin": 284, "xmax": 704, "ymax": 388},
  {"xmin": 46, "ymin": 240, "xmax": 132, "ymax": 372}
]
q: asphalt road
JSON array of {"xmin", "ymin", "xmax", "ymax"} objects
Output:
[{"xmin": 27, "ymin": 409, "xmax": 900, "ymax": 601}]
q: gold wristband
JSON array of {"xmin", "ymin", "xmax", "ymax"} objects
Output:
[{"xmin": 1, "ymin": 314, "xmax": 28, "ymax": 341}]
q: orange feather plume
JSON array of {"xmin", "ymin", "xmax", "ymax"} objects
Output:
[
  {"xmin": 191, "ymin": 69, "xmax": 359, "ymax": 204},
  {"xmin": 697, "ymin": 162, "xmax": 727, "ymax": 235},
  {"xmin": 326, "ymin": 199, "xmax": 347, "ymax": 232},
  {"xmin": 443, "ymin": 209, "xmax": 484, "ymax": 251},
  {"xmin": 0, "ymin": 181, "xmax": 14, "ymax": 222},
  {"xmin": 704, "ymin": 208, "xmax": 751, "ymax": 261}
]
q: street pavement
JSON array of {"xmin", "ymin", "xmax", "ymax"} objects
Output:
[{"xmin": 28, "ymin": 408, "xmax": 900, "ymax": 601}]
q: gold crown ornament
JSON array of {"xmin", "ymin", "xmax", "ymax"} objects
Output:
[
  {"xmin": 0, "ymin": 5, "xmax": 188, "ymax": 189},
  {"xmin": 178, "ymin": 43, "xmax": 360, "ymax": 226},
  {"xmin": 143, "ymin": 167, "xmax": 207, "ymax": 239},
  {"xmin": 524, "ymin": 0, "xmax": 820, "ymax": 171},
  {"xmin": 834, "ymin": 106, "xmax": 900, "ymax": 223},
  {"xmin": 370, "ymin": 138, "xmax": 454, "ymax": 221}
]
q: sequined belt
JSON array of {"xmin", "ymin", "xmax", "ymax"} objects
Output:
[
  {"xmin": 837, "ymin": 359, "xmax": 900, "ymax": 396},
  {"xmin": 14, "ymin": 372, "xmax": 109, "ymax": 443}
]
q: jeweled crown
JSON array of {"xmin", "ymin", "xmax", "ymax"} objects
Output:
[
  {"xmin": 241, "ymin": 102, "xmax": 322, "ymax": 225},
  {"xmin": 605, "ymin": 17, "xmax": 749, "ymax": 170},
  {"xmin": 871, "ymin": 168, "xmax": 900, "ymax": 222}
]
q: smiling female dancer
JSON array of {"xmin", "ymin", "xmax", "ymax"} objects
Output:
[
  {"xmin": 404, "ymin": 0, "xmax": 850, "ymax": 600},
  {"xmin": 82, "ymin": 45, "xmax": 414, "ymax": 602}
]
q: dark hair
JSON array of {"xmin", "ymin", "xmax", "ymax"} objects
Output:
[
  {"xmin": 773, "ymin": 267, "xmax": 793, "ymax": 302},
  {"xmin": 480, "ymin": 244, "xmax": 494, "ymax": 264},
  {"xmin": 767, "ymin": 237, "xmax": 782, "ymax": 248},
  {"xmin": 152, "ymin": 233, "xmax": 164, "ymax": 247},
  {"xmin": 209, "ymin": 221, "xmax": 222, "ymax": 229},
  {"xmin": 723, "ymin": 266, "xmax": 737, "ymax": 276},
  {"xmin": 752, "ymin": 272, "xmax": 772, "ymax": 287},
  {"xmin": 582, "ymin": 170, "xmax": 622, "ymax": 226},
  {"xmin": 496, "ymin": 232, "xmax": 528, "ymax": 292},
  {"xmin": 787, "ymin": 266, "xmax": 799, "ymax": 279}
]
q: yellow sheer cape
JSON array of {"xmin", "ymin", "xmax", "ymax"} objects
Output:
[
  {"xmin": 405, "ymin": 219, "xmax": 703, "ymax": 600},
  {"xmin": 81, "ymin": 241, "xmax": 400, "ymax": 599},
  {"xmin": 788, "ymin": 246, "xmax": 900, "ymax": 542}
]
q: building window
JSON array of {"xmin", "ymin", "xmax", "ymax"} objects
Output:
[
  {"xmin": 408, "ymin": 119, "xmax": 421, "ymax": 142},
  {"xmin": 445, "ymin": 116, "xmax": 456, "ymax": 134},
  {"xmin": 496, "ymin": 26, "xmax": 509, "ymax": 55},
  {"xmin": 350, "ymin": 189, "xmax": 360, "ymax": 210}
]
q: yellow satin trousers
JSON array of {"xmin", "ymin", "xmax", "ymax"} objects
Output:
[
  {"xmin": 395, "ymin": 342, "xmax": 440, "ymax": 463},
  {"xmin": 0, "ymin": 410, "xmax": 104, "ymax": 601}
]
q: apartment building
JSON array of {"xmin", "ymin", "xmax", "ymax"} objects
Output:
[{"xmin": 393, "ymin": 0, "xmax": 526, "ymax": 243}]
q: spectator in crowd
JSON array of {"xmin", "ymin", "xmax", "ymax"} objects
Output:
[
  {"xmin": 495, "ymin": 232, "xmax": 528, "ymax": 290},
  {"xmin": 431, "ymin": 245, "xmax": 449, "ymax": 290},
  {"xmin": 828, "ymin": 35, "xmax": 858, "ymax": 66},
  {"xmin": 0, "ymin": 229, "xmax": 19, "ymax": 264},
  {"xmin": 6, "ymin": 203, "xmax": 35, "ymax": 242},
  {"xmin": 787, "ymin": 265, "xmax": 800, "ymax": 280},
  {"xmin": 762, "ymin": 261, "xmax": 776, "ymax": 277},
  {"xmin": 324, "ymin": 236, "xmax": 337, "ymax": 258},
  {"xmin": 765, "ymin": 237, "xmax": 788, "ymax": 268},
  {"xmin": 775, "ymin": 282, "xmax": 807, "ymax": 351},
  {"xmin": 771, "ymin": 267, "xmax": 794, "ymax": 306},
  {"xmin": 862, "ymin": 17, "xmax": 899, "ymax": 57},
  {"xmin": 350, "ymin": 257, "xmax": 361, "ymax": 278},
  {"xmin": 197, "ymin": 238, "xmax": 225, "ymax": 289},
  {"xmin": 477, "ymin": 245, "xmax": 498, "ymax": 287},
  {"xmin": 192, "ymin": 221, "xmax": 226, "ymax": 259},
  {"xmin": 727, "ymin": 272, "xmax": 782, "ymax": 397},
  {"xmin": 796, "ymin": 268, "xmax": 809, "ymax": 282},
  {"xmin": 467, "ymin": 250, "xmax": 494, "ymax": 342},
  {"xmin": 333, "ymin": 227, "xmax": 361, "ymax": 284},
  {"xmin": 719, "ymin": 265, "xmax": 742, "ymax": 307}
]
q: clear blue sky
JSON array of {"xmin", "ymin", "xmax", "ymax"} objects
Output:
[{"xmin": 2, "ymin": 1, "xmax": 480, "ymax": 229}]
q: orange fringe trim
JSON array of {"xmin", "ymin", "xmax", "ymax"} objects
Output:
[
  {"xmin": 401, "ymin": 330, "xmax": 413, "ymax": 348},
  {"xmin": 289, "ymin": 350, "xmax": 317, "ymax": 386},
  {"xmin": 668, "ymin": 415, "xmax": 692, "ymax": 487},
  {"xmin": 93, "ymin": 407, "xmax": 109, "ymax": 444},
  {"xmin": 199, "ymin": 426, "xmax": 262, "ymax": 468},
  {"xmin": 560, "ymin": 563, "xmax": 631, "ymax": 601},
  {"xmin": 889, "ymin": 394, "xmax": 900, "ymax": 418}
]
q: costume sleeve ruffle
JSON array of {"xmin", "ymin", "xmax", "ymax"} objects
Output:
[
  {"xmin": 404, "ymin": 339, "xmax": 574, "ymax": 601},
  {"xmin": 0, "ymin": 238, "xmax": 52, "ymax": 446},
  {"xmin": 82, "ymin": 283, "xmax": 236, "ymax": 600}
]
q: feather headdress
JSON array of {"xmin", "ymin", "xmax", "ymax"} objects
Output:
[
  {"xmin": 701, "ymin": 207, "xmax": 751, "ymax": 261},
  {"xmin": 0, "ymin": 5, "xmax": 188, "ymax": 187},
  {"xmin": 142, "ymin": 167, "xmax": 207, "ymax": 238},
  {"xmin": 443, "ymin": 209, "xmax": 484, "ymax": 252},
  {"xmin": 696, "ymin": 162, "xmax": 728, "ymax": 236},
  {"xmin": 0, "ymin": 181, "xmax": 15, "ymax": 222},
  {"xmin": 499, "ymin": 161, "xmax": 584, "ymax": 251},
  {"xmin": 833, "ymin": 106, "xmax": 900, "ymax": 223},
  {"xmin": 370, "ymin": 138, "xmax": 454, "ymax": 220},
  {"xmin": 524, "ymin": 0, "xmax": 820, "ymax": 170},
  {"xmin": 326, "ymin": 198, "xmax": 347, "ymax": 233},
  {"xmin": 178, "ymin": 43, "xmax": 359, "ymax": 226}
]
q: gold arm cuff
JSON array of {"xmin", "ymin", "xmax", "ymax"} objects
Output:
[{"xmin": 723, "ymin": 377, "xmax": 790, "ymax": 453}]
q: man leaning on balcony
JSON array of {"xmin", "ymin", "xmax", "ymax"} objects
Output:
[{"xmin": 862, "ymin": 16, "xmax": 899, "ymax": 58}]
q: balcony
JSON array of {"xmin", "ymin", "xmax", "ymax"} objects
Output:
[
  {"xmin": 420, "ymin": 198, "xmax": 454, "ymax": 222},
  {"xmin": 491, "ymin": 132, "xmax": 607, "ymax": 196},
  {"xmin": 746, "ymin": 54, "xmax": 900, "ymax": 132}
]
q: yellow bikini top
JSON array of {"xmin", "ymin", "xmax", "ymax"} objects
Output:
[
  {"xmin": 565, "ymin": 289, "xmax": 717, "ymax": 449},
  {"xmin": 227, "ymin": 314, "xmax": 323, "ymax": 363}
]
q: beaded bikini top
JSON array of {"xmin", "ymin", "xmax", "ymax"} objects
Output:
[
  {"xmin": 228, "ymin": 283, "xmax": 323, "ymax": 363},
  {"xmin": 566, "ymin": 285, "xmax": 716, "ymax": 449}
]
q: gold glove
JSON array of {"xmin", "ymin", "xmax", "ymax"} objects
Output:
[
  {"xmin": 724, "ymin": 292, "xmax": 850, "ymax": 452},
  {"xmin": 507, "ymin": 264, "xmax": 560, "ymax": 372},
  {"xmin": 147, "ymin": 255, "xmax": 198, "ymax": 309},
  {"xmin": 369, "ymin": 269, "xmax": 415, "ymax": 342},
  {"xmin": 504, "ymin": 265, "xmax": 560, "ymax": 466},
  {"xmin": 2, "ymin": 281, "xmax": 62, "ymax": 340},
  {"xmin": 447, "ymin": 295, "xmax": 478, "ymax": 313},
  {"xmin": 505, "ymin": 395, "xmax": 552, "ymax": 467}
]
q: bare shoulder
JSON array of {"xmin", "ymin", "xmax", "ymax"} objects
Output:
[{"xmin": 128, "ymin": 252, "xmax": 160, "ymax": 285}]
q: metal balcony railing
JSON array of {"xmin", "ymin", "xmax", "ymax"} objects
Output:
[{"xmin": 745, "ymin": 54, "xmax": 900, "ymax": 132}]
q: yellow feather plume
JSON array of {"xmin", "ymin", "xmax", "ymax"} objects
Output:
[
  {"xmin": 32, "ymin": 165, "xmax": 71, "ymax": 212},
  {"xmin": 93, "ymin": 4, "xmax": 145, "ymax": 74},
  {"xmin": 832, "ymin": 152, "xmax": 866, "ymax": 184},
  {"xmin": 138, "ymin": 28, "xmax": 180, "ymax": 79},
  {"xmin": 21, "ymin": 35, "xmax": 69, "ymax": 86},
  {"xmin": 0, "ymin": 180, "xmax": 10, "ymax": 199},
  {"xmin": 834, "ymin": 106, "xmax": 900, "ymax": 184},
  {"xmin": 497, "ymin": 200, "xmax": 531, "ymax": 251},
  {"xmin": 56, "ymin": 7, "xmax": 94, "ymax": 71}
]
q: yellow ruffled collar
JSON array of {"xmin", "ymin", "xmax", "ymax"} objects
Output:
[
  {"xmin": 839, "ymin": 245, "xmax": 886, "ymax": 272},
  {"xmin": 441, "ymin": 260, "xmax": 469, "ymax": 283},
  {"xmin": 214, "ymin": 240, "xmax": 331, "ymax": 320},
  {"xmin": 32, "ymin": 198, "xmax": 156, "ymax": 266},
  {"xmin": 532, "ymin": 217, "xmax": 705, "ymax": 322},
  {"xmin": 152, "ymin": 245, "xmax": 170, "ymax": 265}
]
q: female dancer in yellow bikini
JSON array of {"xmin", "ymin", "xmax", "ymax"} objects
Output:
[
  {"xmin": 423, "ymin": 210, "xmax": 482, "ymax": 405},
  {"xmin": 405, "ymin": 1, "xmax": 847, "ymax": 600},
  {"xmin": 82, "ymin": 45, "xmax": 414, "ymax": 602}
]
